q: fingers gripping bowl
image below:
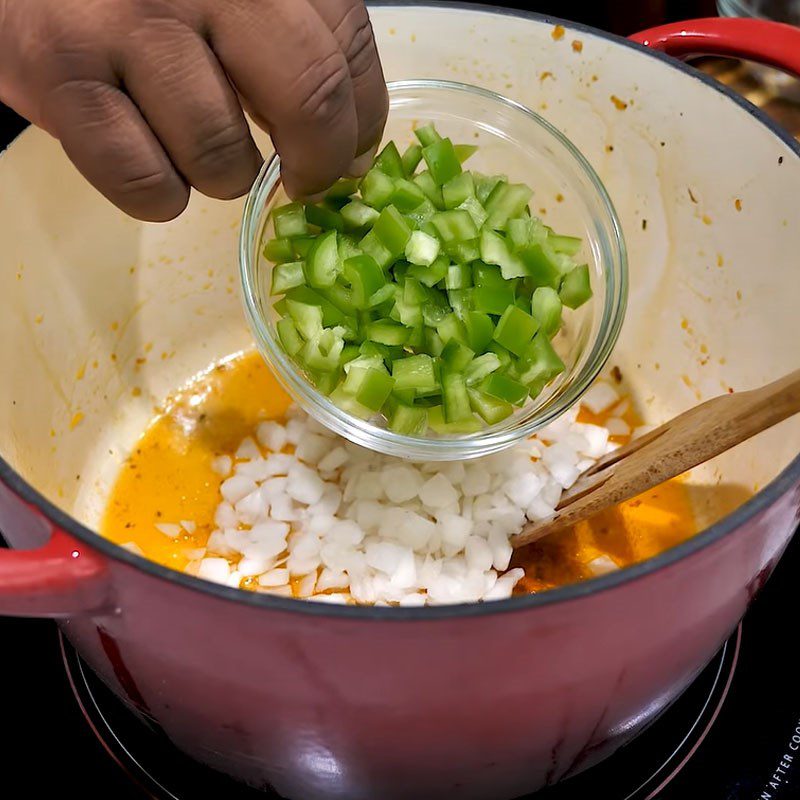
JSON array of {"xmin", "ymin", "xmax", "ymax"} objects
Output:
[{"xmin": 240, "ymin": 80, "xmax": 628, "ymax": 460}]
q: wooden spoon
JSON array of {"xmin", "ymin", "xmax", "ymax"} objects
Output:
[{"xmin": 512, "ymin": 368, "xmax": 800, "ymax": 549}]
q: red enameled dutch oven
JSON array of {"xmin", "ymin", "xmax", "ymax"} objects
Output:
[{"xmin": 1, "ymin": 6, "xmax": 799, "ymax": 798}]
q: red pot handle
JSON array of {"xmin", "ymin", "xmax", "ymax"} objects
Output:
[
  {"xmin": 0, "ymin": 527, "xmax": 112, "ymax": 617},
  {"xmin": 630, "ymin": 17, "xmax": 800, "ymax": 78}
]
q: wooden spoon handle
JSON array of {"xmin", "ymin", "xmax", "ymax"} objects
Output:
[{"xmin": 512, "ymin": 368, "xmax": 800, "ymax": 549}]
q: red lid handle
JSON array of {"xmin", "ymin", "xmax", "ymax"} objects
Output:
[
  {"xmin": 630, "ymin": 17, "xmax": 800, "ymax": 78},
  {"xmin": 0, "ymin": 527, "xmax": 111, "ymax": 617}
]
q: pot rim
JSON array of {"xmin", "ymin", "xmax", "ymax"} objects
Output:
[{"xmin": 2, "ymin": 3, "xmax": 799, "ymax": 621}]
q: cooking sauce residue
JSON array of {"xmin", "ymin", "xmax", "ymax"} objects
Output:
[{"xmin": 101, "ymin": 351, "xmax": 697, "ymax": 595}]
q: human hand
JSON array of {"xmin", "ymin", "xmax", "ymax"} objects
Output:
[{"xmin": 0, "ymin": 0, "xmax": 388, "ymax": 220}]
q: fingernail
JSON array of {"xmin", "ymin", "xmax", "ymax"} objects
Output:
[
  {"xmin": 345, "ymin": 143, "xmax": 379, "ymax": 179},
  {"xmin": 304, "ymin": 190, "xmax": 327, "ymax": 204}
]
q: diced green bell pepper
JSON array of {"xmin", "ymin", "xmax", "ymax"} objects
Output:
[
  {"xmin": 493, "ymin": 305, "xmax": 540, "ymax": 356},
  {"xmin": 468, "ymin": 388, "xmax": 514, "ymax": 424},
  {"xmin": 270, "ymin": 261, "xmax": 306, "ymax": 295},
  {"xmin": 531, "ymin": 286, "xmax": 563, "ymax": 336},
  {"xmin": 480, "ymin": 372, "xmax": 529, "ymax": 407},
  {"xmin": 264, "ymin": 238, "xmax": 295, "ymax": 264},
  {"xmin": 306, "ymin": 230, "xmax": 340, "ymax": 288},
  {"xmin": 273, "ymin": 202, "xmax": 308, "ymax": 239},
  {"xmin": 559, "ymin": 264, "xmax": 593, "ymax": 309}
]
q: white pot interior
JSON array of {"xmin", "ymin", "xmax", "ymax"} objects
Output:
[{"xmin": 1, "ymin": 7, "xmax": 798, "ymax": 539}]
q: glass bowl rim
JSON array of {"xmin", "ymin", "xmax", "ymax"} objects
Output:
[{"xmin": 239, "ymin": 78, "xmax": 629, "ymax": 460}]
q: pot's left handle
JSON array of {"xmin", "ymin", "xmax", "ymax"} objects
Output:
[
  {"xmin": 630, "ymin": 17, "xmax": 800, "ymax": 77},
  {"xmin": 0, "ymin": 527, "xmax": 112, "ymax": 617}
]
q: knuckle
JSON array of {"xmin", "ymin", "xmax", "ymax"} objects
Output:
[
  {"xmin": 186, "ymin": 120, "xmax": 259, "ymax": 197},
  {"xmin": 117, "ymin": 170, "xmax": 189, "ymax": 222},
  {"xmin": 293, "ymin": 51, "xmax": 352, "ymax": 126},
  {"xmin": 336, "ymin": 9, "xmax": 377, "ymax": 81}
]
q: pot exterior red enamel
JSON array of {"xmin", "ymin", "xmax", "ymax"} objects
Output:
[
  {"xmin": 2, "ymin": 475, "xmax": 797, "ymax": 799},
  {"xmin": 2, "ymin": 9, "xmax": 800, "ymax": 799}
]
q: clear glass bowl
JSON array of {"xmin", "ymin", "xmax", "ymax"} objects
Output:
[{"xmin": 239, "ymin": 80, "xmax": 627, "ymax": 461}]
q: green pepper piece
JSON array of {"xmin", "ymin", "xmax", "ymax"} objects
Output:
[
  {"xmin": 308, "ymin": 368, "xmax": 343, "ymax": 396},
  {"xmin": 367, "ymin": 282, "xmax": 397, "ymax": 309},
  {"xmin": 518, "ymin": 242, "xmax": 563, "ymax": 288},
  {"xmin": 436, "ymin": 313, "xmax": 468, "ymax": 346},
  {"xmin": 359, "ymin": 229, "xmax": 394, "ymax": 269},
  {"xmin": 480, "ymin": 228, "xmax": 528, "ymax": 279},
  {"xmin": 401, "ymin": 143, "xmax": 424, "ymax": 176},
  {"xmin": 389, "ymin": 403, "xmax": 428, "ymax": 435},
  {"xmin": 454, "ymin": 144, "xmax": 479, "ymax": 164},
  {"xmin": 442, "ymin": 371, "xmax": 472, "ymax": 423},
  {"xmin": 344, "ymin": 366, "xmax": 395, "ymax": 412},
  {"xmin": 480, "ymin": 373, "xmax": 529, "ymax": 407},
  {"xmin": 424, "ymin": 328, "xmax": 445, "ymax": 357},
  {"xmin": 326, "ymin": 178, "xmax": 359, "ymax": 199},
  {"xmin": 392, "ymin": 354, "xmax": 438, "ymax": 393},
  {"xmin": 447, "ymin": 289, "xmax": 473, "ymax": 320},
  {"xmin": 487, "ymin": 341, "xmax": 513, "ymax": 369},
  {"xmin": 517, "ymin": 334, "xmax": 566, "ymax": 387},
  {"xmin": 531, "ymin": 286, "xmax": 563, "ymax": 336},
  {"xmin": 413, "ymin": 171, "xmax": 445, "ymax": 210},
  {"xmin": 442, "ymin": 172, "xmax": 475, "ymax": 210},
  {"xmin": 373, "ymin": 205, "xmax": 412, "ymax": 258},
  {"xmin": 273, "ymin": 297, "xmax": 288, "ymax": 316},
  {"xmin": 367, "ymin": 320, "xmax": 410, "ymax": 346},
  {"xmin": 341, "ymin": 200, "xmax": 380, "ymax": 231},
  {"xmin": 263, "ymin": 238, "xmax": 295, "ymax": 264},
  {"xmin": 272, "ymin": 202, "xmax": 308, "ymax": 239},
  {"xmin": 306, "ymin": 230, "xmax": 340, "ymax": 288},
  {"xmin": 464, "ymin": 352, "xmax": 502, "ymax": 386},
  {"xmin": 285, "ymin": 285, "xmax": 344, "ymax": 327},
  {"xmin": 445, "ymin": 262, "xmax": 473, "ymax": 290},
  {"xmin": 414, "ymin": 123, "xmax": 442, "ymax": 147},
  {"xmin": 507, "ymin": 217, "xmax": 548, "ymax": 251},
  {"xmin": 270, "ymin": 261, "xmax": 306, "ymax": 295},
  {"xmin": 344, "ymin": 254, "xmax": 385, "ymax": 309},
  {"xmin": 374, "ymin": 141, "xmax": 405, "ymax": 178},
  {"xmin": 464, "ymin": 311, "xmax": 495, "ymax": 352},
  {"xmin": 472, "ymin": 284, "xmax": 515, "ymax": 315},
  {"xmin": 292, "ymin": 236, "xmax": 315, "ymax": 259},
  {"xmin": 458, "ymin": 196, "xmax": 488, "ymax": 229},
  {"xmin": 405, "ymin": 230, "xmax": 441, "ymax": 266},
  {"xmin": 484, "ymin": 183, "xmax": 534, "ymax": 230},
  {"xmin": 441, "ymin": 339, "xmax": 475, "ymax": 371},
  {"xmin": 423, "ymin": 138, "xmax": 463, "ymax": 186},
  {"xmin": 330, "ymin": 385, "xmax": 373, "ymax": 420},
  {"xmin": 408, "ymin": 254, "xmax": 449, "ymax": 287},
  {"xmin": 493, "ymin": 305, "xmax": 540, "ymax": 356},
  {"xmin": 468, "ymin": 388, "xmax": 514, "ymax": 424},
  {"xmin": 276, "ymin": 317, "xmax": 304, "ymax": 357},
  {"xmin": 361, "ymin": 168, "xmax": 396, "ymax": 210},
  {"xmin": 428, "ymin": 405, "xmax": 482, "ymax": 434},
  {"xmin": 305, "ymin": 203, "xmax": 345, "ymax": 232},
  {"xmin": 404, "ymin": 198, "xmax": 438, "ymax": 229},
  {"xmin": 475, "ymin": 174, "xmax": 506, "ymax": 205},
  {"xmin": 431, "ymin": 210, "xmax": 479, "ymax": 243},
  {"xmin": 391, "ymin": 179, "xmax": 426, "ymax": 212},
  {"xmin": 473, "ymin": 262, "xmax": 505, "ymax": 287},
  {"xmin": 446, "ymin": 238, "xmax": 481, "ymax": 264},
  {"xmin": 559, "ymin": 264, "xmax": 593, "ymax": 309},
  {"xmin": 285, "ymin": 299, "xmax": 324, "ymax": 340},
  {"xmin": 338, "ymin": 234, "xmax": 363, "ymax": 262},
  {"xmin": 548, "ymin": 233, "xmax": 583, "ymax": 255},
  {"xmin": 301, "ymin": 328, "xmax": 345, "ymax": 372}
]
